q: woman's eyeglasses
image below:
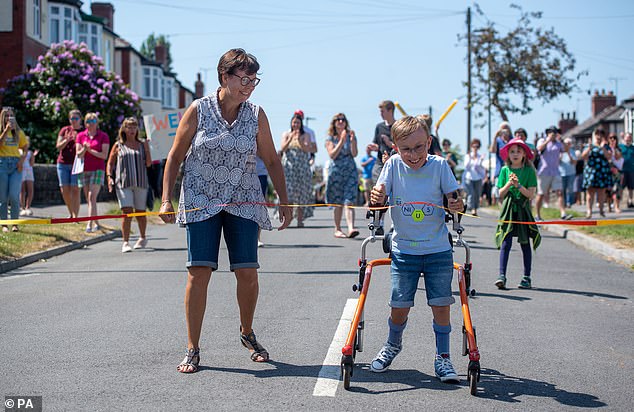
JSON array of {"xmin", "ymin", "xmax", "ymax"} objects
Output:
[
  {"xmin": 335, "ymin": 118, "xmax": 346, "ymax": 122},
  {"xmin": 70, "ymin": 117, "xmax": 80, "ymax": 121},
  {"xmin": 86, "ymin": 119, "xmax": 98, "ymax": 124},
  {"xmin": 231, "ymin": 74, "xmax": 260, "ymax": 87}
]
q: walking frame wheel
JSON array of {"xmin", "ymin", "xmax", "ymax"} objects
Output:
[
  {"xmin": 467, "ymin": 360, "xmax": 481, "ymax": 396},
  {"xmin": 341, "ymin": 355, "xmax": 354, "ymax": 390}
]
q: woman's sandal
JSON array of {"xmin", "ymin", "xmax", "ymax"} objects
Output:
[
  {"xmin": 177, "ymin": 348, "xmax": 200, "ymax": 373},
  {"xmin": 240, "ymin": 328, "xmax": 269, "ymax": 362}
]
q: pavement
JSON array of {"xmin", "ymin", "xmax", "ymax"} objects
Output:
[
  {"xmin": 1, "ymin": 206, "xmax": 632, "ymax": 410},
  {"xmin": 0, "ymin": 201, "xmax": 121, "ymax": 273}
]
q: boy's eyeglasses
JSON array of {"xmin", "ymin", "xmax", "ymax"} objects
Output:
[
  {"xmin": 231, "ymin": 74, "xmax": 260, "ymax": 87},
  {"xmin": 70, "ymin": 117, "xmax": 80, "ymax": 121},
  {"xmin": 399, "ymin": 144, "xmax": 427, "ymax": 156}
]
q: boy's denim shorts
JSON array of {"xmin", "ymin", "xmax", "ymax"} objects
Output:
[
  {"xmin": 185, "ymin": 211, "xmax": 259, "ymax": 271},
  {"xmin": 390, "ymin": 249, "xmax": 455, "ymax": 308}
]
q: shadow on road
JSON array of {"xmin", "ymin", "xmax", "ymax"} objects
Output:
[
  {"xmin": 261, "ymin": 244, "xmax": 344, "ymax": 249},
  {"xmin": 529, "ymin": 287, "xmax": 628, "ymax": 300},
  {"xmin": 477, "ymin": 368, "xmax": 606, "ymax": 407}
]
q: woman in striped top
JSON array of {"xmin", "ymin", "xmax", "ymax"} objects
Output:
[{"xmin": 107, "ymin": 117, "xmax": 152, "ymax": 253}]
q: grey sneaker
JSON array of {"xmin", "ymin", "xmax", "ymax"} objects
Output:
[
  {"xmin": 370, "ymin": 341, "xmax": 401, "ymax": 373},
  {"xmin": 494, "ymin": 275, "xmax": 506, "ymax": 289},
  {"xmin": 518, "ymin": 276, "xmax": 532, "ymax": 289},
  {"xmin": 435, "ymin": 353, "xmax": 459, "ymax": 383}
]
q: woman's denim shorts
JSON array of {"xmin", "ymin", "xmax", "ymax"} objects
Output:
[
  {"xmin": 56, "ymin": 163, "xmax": 78, "ymax": 187},
  {"xmin": 390, "ymin": 249, "xmax": 455, "ymax": 308},
  {"xmin": 185, "ymin": 211, "xmax": 259, "ymax": 271}
]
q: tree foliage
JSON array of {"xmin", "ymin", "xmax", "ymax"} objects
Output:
[
  {"xmin": 462, "ymin": 4, "xmax": 585, "ymax": 122},
  {"xmin": 0, "ymin": 41, "xmax": 142, "ymax": 163},
  {"xmin": 140, "ymin": 33, "xmax": 173, "ymax": 71}
]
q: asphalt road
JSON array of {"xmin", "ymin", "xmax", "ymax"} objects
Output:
[{"xmin": 1, "ymin": 208, "xmax": 632, "ymax": 411}]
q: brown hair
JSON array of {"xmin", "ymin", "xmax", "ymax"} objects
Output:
[
  {"xmin": 471, "ymin": 138, "xmax": 481, "ymax": 148},
  {"xmin": 378, "ymin": 100, "xmax": 395, "ymax": 112},
  {"xmin": 217, "ymin": 48, "xmax": 260, "ymax": 85},
  {"xmin": 391, "ymin": 116, "xmax": 429, "ymax": 144},
  {"xmin": 328, "ymin": 113, "xmax": 349, "ymax": 137},
  {"xmin": 418, "ymin": 114, "xmax": 432, "ymax": 129},
  {"xmin": 117, "ymin": 117, "xmax": 139, "ymax": 144}
]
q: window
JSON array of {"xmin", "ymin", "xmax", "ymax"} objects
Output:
[
  {"xmin": 49, "ymin": 4, "xmax": 77, "ymax": 44},
  {"xmin": 143, "ymin": 67, "xmax": 151, "ymax": 98},
  {"xmin": 142, "ymin": 67, "xmax": 162, "ymax": 100},
  {"xmin": 33, "ymin": 0, "xmax": 41, "ymax": 38},
  {"xmin": 50, "ymin": 6, "xmax": 60, "ymax": 43},
  {"xmin": 104, "ymin": 39, "xmax": 111, "ymax": 71},
  {"xmin": 163, "ymin": 78, "xmax": 175, "ymax": 108}
]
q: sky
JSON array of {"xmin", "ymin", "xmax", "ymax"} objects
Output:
[{"xmin": 81, "ymin": 0, "xmax": 634, "ymax": 168}]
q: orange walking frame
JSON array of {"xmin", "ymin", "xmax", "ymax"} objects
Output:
[{"xmin": 340, "ymin": 208, "xmax": 481, "ymax": 396}]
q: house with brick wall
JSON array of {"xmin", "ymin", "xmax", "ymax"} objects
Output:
[
  {"xmin": 561, "ymin": 90, "xmax": 634, "ymax": 147},
  {"xmin": 0, "ymin": 0, "xmax": 199, "ymax": 116}
]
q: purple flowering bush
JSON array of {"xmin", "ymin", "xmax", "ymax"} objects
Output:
[{"xmin": 0, "ymin": 41, "xmax": 141, "ymax": 163}]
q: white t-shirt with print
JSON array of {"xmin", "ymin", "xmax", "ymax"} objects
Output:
[{"xmin": 377, "ymin": 154, "xmax": 460, "ymax": 255}]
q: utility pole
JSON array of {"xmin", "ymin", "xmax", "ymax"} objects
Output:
[
  {"xmin": 305, "ymin": 116, "xmax": 316, "ymax": 128},
  {"xmin": 465, "ymin": 7, "xmax": 473, "ymax": 151}
]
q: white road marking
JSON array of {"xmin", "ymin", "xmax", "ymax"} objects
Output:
[{"xmin": 312, "ymin": 298, "xmax": 358, "ymax": 397}]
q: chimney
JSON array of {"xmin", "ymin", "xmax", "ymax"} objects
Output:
[
  {"xmin": 154, "ymin": 43, "xmax": 167, "ymax": 69},
  {"xmin": 592, "ymin": 90, "xmax": 617, "ymax": 116},
  {"xmin": 559, "ymin": 112, "xmax": 578, "ymax": 135},
  {"xmin": 195, "ymin": 73, "xmax": 204, "ymax": 98},
  {"xmin": 91, "ymin": 2, "xmax": 115, "ymax": 31}
]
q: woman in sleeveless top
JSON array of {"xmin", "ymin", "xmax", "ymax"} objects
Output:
[
  {"xmin": 159, "ymin": 49, "xmax": 292, "ymax": 373},
  {"xmin": 325, "ymin": 112, "xmax": 359, "ymax": 238},
  {"xmin": 106, "ymin": 117, "xmax": 152, "ymax": 253},
  {"xmin": 280, "ymin": 113, "xmax": 314, "ymax": 227}
]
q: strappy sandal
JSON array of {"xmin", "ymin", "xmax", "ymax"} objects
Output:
[
  {"xmin": 240, "ymin": 328, "xmax": 269, "ymax": 362},
  {"xmin": 177, "ymin": 348, "xmax": 200, "ymax": 373}
]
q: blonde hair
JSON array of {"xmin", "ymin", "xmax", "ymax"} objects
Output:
[
  {"xmin": 68, "ymin": 109, "xmax": 82, "ymax": 118},
  {"xmin": 117, "ymin": 117, "xmax": 139, "ymax": 144},
  {"xmin": 327, "ymin": 113, "xmax": 349, "ymax": 137},
  {"xmin": 0, "ymin": 107, "xmax": 21, "ymax": 137},
  {"xmin": 391, "ymin": 116, "xmax": 429, "ymax": 144},
  {"xmin": 84, "ymin": 112, "xmax": 98, "ymax": 123}
]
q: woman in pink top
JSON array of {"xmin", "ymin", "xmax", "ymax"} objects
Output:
[{"xmin": 75, "ymin": 112, "xmax": 110, "ymax": 233}]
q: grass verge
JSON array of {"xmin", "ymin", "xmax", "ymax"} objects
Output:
[{"xmin": 484, "ymin": 205, "xmax": 634, "ymax": 250}]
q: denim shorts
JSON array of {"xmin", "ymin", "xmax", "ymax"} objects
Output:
[
  {"xmin": 390, "ymin": 249, "xmax": 455, "ymax": 308},
  {"xmin": 56, "ymin": 163, "xmax": 78, "ymax": 187},
  {"xmin": 185, "ymin": 211, "xmax": 259, "ymax": 271}
]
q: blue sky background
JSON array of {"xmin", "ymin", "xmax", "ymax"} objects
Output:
[{"xmin": 82, "ymin": 0, "xmax": 634, "ymax": 167}]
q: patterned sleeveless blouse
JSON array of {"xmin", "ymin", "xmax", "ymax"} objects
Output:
[{"xmin": 176, "ymin": 91, "xmax": 272, "ymax": 229}]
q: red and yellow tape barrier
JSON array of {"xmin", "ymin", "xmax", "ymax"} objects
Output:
[{"xmin": 1, "ymin": 201, "xmax": 632, "ymax": 227}]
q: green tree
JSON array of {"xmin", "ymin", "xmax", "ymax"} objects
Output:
[
  {"xmin": 462, "ymin": 4, "xmax": 585, "ymax": 122},
  {"xmin": 0, "ymin": 40, "xmax": 142, "ymax": 163},
  {"xmin": 140, "ymin": 33, "xmax": 173, "ymax": 71}
]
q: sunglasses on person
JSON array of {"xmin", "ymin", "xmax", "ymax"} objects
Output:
[
  {"xmin": 231, "ymin": 74, "xmax": 260, "ymax": 87},
  {"xmin": 70, "ymin": 117, "xmax": 81, "ymax": 121},
  {"xmin": 86, "ymin": 119, "xmax": 98, "ymax": 124},
  {"xmin": 335, "ymin": 117, "xmax": 346, "ymax": 122}
]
